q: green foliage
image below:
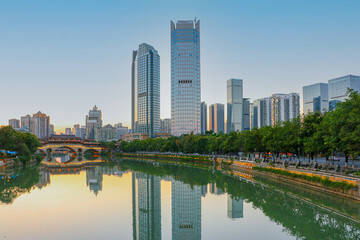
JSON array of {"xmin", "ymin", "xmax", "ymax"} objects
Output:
[
  {"xmin": 253, "ymin": 166, "xmax": 357, "ymax": 191},
  {"xmin": 0, "ymin": 126, "xmax": 41, "ymax": 163},
  {"xmin": 116, "ymin": 91, "xmax": 360, "ymax": 162}
]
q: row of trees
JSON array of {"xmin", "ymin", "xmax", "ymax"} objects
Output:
[
  {"xmin": 117, "ymin": 90, "xmax": 360, "ymax": 165},
  {"xmin": 0, "ymin": 126, "xmax": 41, "ymax": 163}
]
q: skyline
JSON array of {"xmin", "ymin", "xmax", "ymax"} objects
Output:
[{"xmin": 1, "ymin": 0, "xmax": 360, "ymax": 132}]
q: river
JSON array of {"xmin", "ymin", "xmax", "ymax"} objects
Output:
[{"xmin": 0, "ymin": 158, "xmax": 359, "ymax": 239}]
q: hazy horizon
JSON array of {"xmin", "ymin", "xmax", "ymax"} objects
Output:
[{"xmin": 1, "ymin": 0, "xmax": 359, "ymax": 133}]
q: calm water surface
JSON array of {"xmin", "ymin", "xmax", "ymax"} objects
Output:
[{"xmin": 0, "ymin": 159, "xmax": 359, "ymax": 240}]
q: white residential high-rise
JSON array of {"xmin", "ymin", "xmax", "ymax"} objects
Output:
[
  {"xmin": 21, "ymin": 112, "xmax": 50, "ymax": 138},
  {"xmin": 172, "ymin": 179, "xmax": 201, "ymax": 240},
  {"xmin": 8, "ymin": 119, "xmax": 20, "ymax": 129},
  {"xmin": 252, "ymin": 93, "xmax": 299, "ymax": 128},
  {"xmin": 132, "ymin": 43, "xmax": 160, "ymax": 138},
  {"xmin": 227, "ymin": 79, "xmax": 244, "ymax": 133},
  {"xmin": 270, "ymin": 93, "xmax": 300, "ymax": 125},
  {"xmin": 171, "ymin": 19, "xmax": 201, "ymax": 136}
]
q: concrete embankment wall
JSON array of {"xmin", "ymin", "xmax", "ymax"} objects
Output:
[{"xmin": 227, "ymin": 160, "xmax": 360, "ymax": 201}]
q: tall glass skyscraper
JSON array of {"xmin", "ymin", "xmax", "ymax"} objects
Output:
[
  {"xmin": 200, "ymin": 101, "xmax": 207, "ymax": 134},
  {"xmin": 171, "ymin": 19, "xmax": 201, "ymax": 136},
  {"xmin": 131, "ymin": 43, "xmax": 160, "ymax": 138},
  {"xmin": 227, "ymin": 79, "xmax": 244, "ymax": 133}
]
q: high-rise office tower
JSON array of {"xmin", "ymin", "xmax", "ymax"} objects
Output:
[
  {"xmin": 209, "ymin": 103, "xmax": 224, "ymax": 133},
  {"xmin": 172, "ymin": 179, "xmax": 201, "ymax": 240},
  {"xmin": 328, "ymin": 75, "xmax": 360, "ymax": 110},
  {"xmin": 249, "ymin": 103, "xmax": 254, "ymax": 130},
  {"xmin": 132, "ymin": 43, "xmax": 160, "ymax": 138},
  {"xmin": 132, "ymin": 173, "xmax": 161, "ymax": 240},
  {"xmin": 171, "ymin": 19, "xmax": 201, "ymax": 136},
  {"xmin": 270, "ymin": 93, "xmax": 300, "ymax": 125},
  {"xmin": 227, "ymin": 79, "xmax": 244, "ymax": 133},
  {"xmin": 303, "ymin": 83, "xmax": 329, "ymax": 115},
  {"xmin": 252, "ymin": 99, "xmax": 268, "ymax": 129},
  {"xmin": 8, "ymin": 119, "xmax": 20, "ymax": 129},
  {"xmin": 243, "ymin": 98, "xmax": 251, "ymax": 131},
  {"xmin": 227, "ymin": 195, "xmax": 243, "ymax": 219},
  {"xmin": 200, "ymin": 102, "xmax": 207, "ymax": 134},
  {"xmin": 86, "ymin": 105, "xmax": 102, "ymax": 140}
]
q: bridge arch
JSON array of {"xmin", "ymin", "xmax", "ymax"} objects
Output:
[{"xmin": 52, "ymin": 146, "xmax": 77, "ymax": 155}]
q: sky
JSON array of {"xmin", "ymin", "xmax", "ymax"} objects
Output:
[{"xmin": 1, "ymin": 0, "xmax": 359, "ymax": 132}]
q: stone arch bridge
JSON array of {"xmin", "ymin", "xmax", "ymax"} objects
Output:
[{"xmin": 38, "ymin": 135, "xmax": 102, "ymax": 157}]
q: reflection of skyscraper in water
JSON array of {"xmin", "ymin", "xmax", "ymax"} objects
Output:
[
  {"xmin": 86, "ymin": 166, "xmax": 103, "ymax": 196},
  {"xmin": 37, "ymin": 168, "xmax": 50, "ymax": 189},
  {"xmin": 132, "ymin": 173, "xmax": 161, "ymax": 240},
  {"xmin": 201, "ymin": 185, "xmax": 207, "ymax": 197},
  {"xmin": 227, "ymin": 195, "xmax": 243, "ymax": 219},
  {"xmin": 209, "ymin": 182, "xmax": 225, "ymax": 195},
  {"xmin": 172, "ymin": 180, "xmax": 201, "ymax": 240}
]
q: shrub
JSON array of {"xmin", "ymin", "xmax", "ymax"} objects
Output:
[{"xmin": 253, "ymin": 166, "xmax": 357, "ymax": 191}]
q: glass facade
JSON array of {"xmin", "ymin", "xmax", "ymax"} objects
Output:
[
  {"xmin": 328, "ymin": 75, "xmax": 360, "ymax": 108},
  {"xmin": 243, "ymin": 98, "xmax": 250, "ymax": 131},
  {"xmin": 200, "ymin": 102, "xmax": 207, "ymax": 134},
  {"xmin": 171, "ymin": 20, "xmax": 201, "ymax": 136},
  {"xmin": 209, "ymin": 103, "xmax": 224, "ymax": 133},
  {"xmin": 227, "ymin": 79, "xmax": 243, "ymax": 133},
  {"xmin": 132, "ymin": 43, "xmax": 160, "ymax": 138},
  {"xmin": 302, "ymin": 83, "xmax": 328, "ymax": 115}
]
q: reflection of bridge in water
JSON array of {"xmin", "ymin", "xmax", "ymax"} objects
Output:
[
  {"xmin": 37, "ymin": 135, "xmax": 102, "ymax": 162},
  {"xmin": 40, "ymin": 162, "xmax": 127, "ymax": 195}
]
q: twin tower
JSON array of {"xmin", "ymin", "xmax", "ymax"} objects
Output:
[{"xmin": 131, "ymin": 19, "xmax": 201, "ymax": 137}]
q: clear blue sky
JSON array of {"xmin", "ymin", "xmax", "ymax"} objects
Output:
[{"xmin": 1, "ymin": 0, "xmax": 359, "ymax": 132}]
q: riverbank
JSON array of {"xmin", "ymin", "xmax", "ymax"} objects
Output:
[
  {"xmin": 0, "ymin": 157, "xmax": 39, "ymax": 168},
  {"xmin": 117, "ymin": 152, "xmax": 360, "ymax": 201}
]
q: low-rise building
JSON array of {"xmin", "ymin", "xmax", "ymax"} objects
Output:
[
  {"xmin": 121, "ymin": 132, "xmax": 172, "ymax": 142},
  {"xmin": 100, "ymin": 124, "xmax": 117, "ymax": 142}
]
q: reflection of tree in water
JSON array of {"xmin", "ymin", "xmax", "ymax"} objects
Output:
[
  {"xmin": 117, "ymin": 159, "xmax": 360, "ymax": 240},
  {"xmin": 223, "ymin": 175, "xmax": 360, "ymax": 240},
  {"xmin": 0, "ymin": 167, "xmax": 40, "ymax": 204}
]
